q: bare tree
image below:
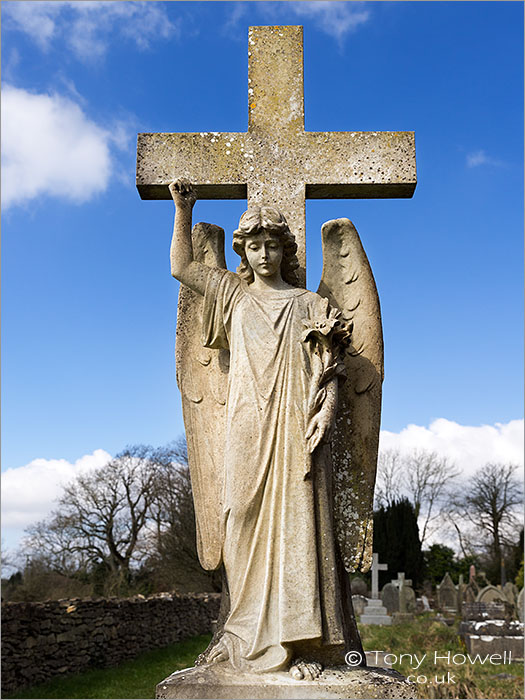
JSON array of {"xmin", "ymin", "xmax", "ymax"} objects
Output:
[
  {"xmin": 374, "ymin": 450, "xmax": 404, "ymax": 508},
  {"xmin": 374, "ymin": 448, "xmax": 459, "ymax": 544},
  {"xmin": 448, "ymin": 462, "xmax": 523, "ymax": 584},
  {"xmin": 21, "ymin": 439, "xmax": 220, "ymax": 595},
  {"xmin": 404, "ymin": 450, "xmax": 460, "ymax": 544},
  {"xmin": 147, "ymin": 440, "xmax": 221, "ymax": 591},
  {"xmin": 23, "ymin": 444, "xmax": 161, "ymax": 592}
]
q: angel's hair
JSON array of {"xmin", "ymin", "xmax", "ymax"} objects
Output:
[{"xmin": 232, "ymin": 206, "xmax": 300, "ymax": 286}]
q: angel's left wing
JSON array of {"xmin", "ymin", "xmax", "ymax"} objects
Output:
[
  {"xmin": 317, "ymin": 218, "xmax": 384, "ymax": 574},
  {"xmin": 175, "ymin": 222, "xmax": 229, "ymax": 571}
]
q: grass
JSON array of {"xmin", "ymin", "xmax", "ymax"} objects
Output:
[
  {"xmin": 359, "ymin": 615, "xmax": 524, "ymax": 699},
  {"xmin": 4, "ymin": 634, "xmax": 212, "ymax": 699},
  {"xmin": 6, "ymin": 617, "xmax": 524, "ymax": 699}
]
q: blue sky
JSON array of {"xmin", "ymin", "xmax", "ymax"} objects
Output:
[{"xmin": 2, "ymin": 1, "xmax": 523, "ymax": 552}]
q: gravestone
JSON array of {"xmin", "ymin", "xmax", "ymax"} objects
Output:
[
  {"xmin": 351, "ymin": 594, "xmax": 368, "ymax": 618},
  {"xmin": 416, "ymin": 595, "xmax": 431, "ymax": 613},
  {"xmin": 463, "ymin": 570, "xmax": 479, "ymax": 606},
  {"xmin": 399, "ymin": 583, "xmax": 417, "ymax": 615},
  {"xmin": 437, "ymin": 572, "xmax": 458, "ymax": 612},
  {"xmin": 370, "ymin": 553, "xmax": 388, "ymax": 599},
  {"xmin": 381, "ymin": 572, "xmax": 417, "ymax": 617},
  {"xmin": 381, "ymin": 583, "xmax": 399, "ymax": 614},
  {"xmin": 350, "ymin": 577, "xmax": 368, "ymax": 597},
  {"xmin": 389, "ymin": 573, "xmax": 415, "ymax": 623},
  {"xmin": 476, "ymin": 585, "xmax": 507, "ymax": 605},
  {"xmin": 141, "ymin": 24, "xmax": 417, "ymax": 700},
  {"xmin": 503, "ymin": 582, "xmax": 519, "ymax": 608},
  {"xmin": 460, "ymin": 601, "xmax": 524, "ymax": 660},
  {"xmin": 462, "ymin": 601, "xmax": 514, "ymax": 622},
  {"xmin": 360, "ymin": 554, "xmax": 391, "ymax": 625},
  {"xmin": 457, "ymin": 574, "xmax": 466, "ymax": 613},
  {"xmin": 463, "ymin": 583, "xmax": 477, "ymax": 604},
  {"xmin": 391, "ymin": 573, "xmax": 416, "ymax": 614}
]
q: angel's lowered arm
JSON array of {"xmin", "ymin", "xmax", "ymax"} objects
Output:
[
  {"xmin": 306, "ymin": 377, "xmax": 338, "ymax": 453},
  {"xmin": 169, "ymin": 179, "xmax": 211, "ymax": 296}
]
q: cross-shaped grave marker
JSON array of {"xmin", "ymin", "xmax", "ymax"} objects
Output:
[
  {"xmin": 371, "ymin": 552, "xmax": 388, "ymax": 599},
  {"xmin": 136, "ymin": 25, "xmax": 417, "ymax": 284},
  {"xmin": 393, "ymin": 572, "xmax": 412, "ymax": 589}
]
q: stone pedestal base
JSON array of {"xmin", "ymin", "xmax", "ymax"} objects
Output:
[
  {"xmin": 156, "ymin": 664, "xmax": 417, "ymax": 699},
  {"xmin": 360, "ymin": 599, "xmax": 392, "ymax": 626}
]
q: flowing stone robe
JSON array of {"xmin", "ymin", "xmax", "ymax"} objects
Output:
[{"xmin": 202, "ymin": 269, "xmax": 360, "ymax": 673}]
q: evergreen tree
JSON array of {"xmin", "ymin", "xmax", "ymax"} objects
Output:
[
  {"xmin": 373, "ymin": 498, "xmax": 424, "ymax": 589},
  {"xmin": 423, "ymin": 544, "xmax": 456, "ymax": 587},
  {"xmin": 508, "ymin": 528, "xmax": 524, "ymax": 583}
]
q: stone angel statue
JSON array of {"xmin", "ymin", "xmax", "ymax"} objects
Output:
[{"xmin": 169, "ymin": 179, "xmax": 383, "ymax": 679}]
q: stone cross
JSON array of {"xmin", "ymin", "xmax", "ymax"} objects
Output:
[
  {"xmin": 393, "ymin": 572, "xmax": 412, "ymax": 588},
  {"xmin": 371, "ymin": 552, "xmax": 388, "ymax": 599},
  {"xmin": 136, "ymin": 25, "xmax": 417, "ymax": 283}
]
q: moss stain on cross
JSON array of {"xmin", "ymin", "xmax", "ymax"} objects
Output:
[{"xmin": 136, "ymin": 25, "xmax": 417, "ymax": 284}]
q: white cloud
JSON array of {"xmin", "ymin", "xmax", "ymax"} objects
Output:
[
  {"xmin": 379, "ymin": 418, "xmax": 524, "ymax": 476},
  {"xmin": 466, "ymin": 149, "xmax": 503, "ymax": 168},
  {"xmin": 3, "ymin": 1, "xmax": 178, "ymax": 62},
  {"xmin": 223, "ymin": 2, "xmax": 248, "ymax": 35},
  {"xmin": 258, "ymin": 1, "xmax": 370, "ymax": 45},
  {"xmin": 1, "ymin": 85, "xmax": 131, "ymax": 208},
  {"xmin": 2, "ymin": 1, "xmax": 57, "ymax": 51},
  {"xmin": 1, "ymin": 449, "xmax": 112, "ymax": 552}
]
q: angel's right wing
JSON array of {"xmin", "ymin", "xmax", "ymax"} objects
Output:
[
  {"xmin": 317, "ymin": 218, "xmax": 384, "ymax": 574},
  {"xmin": 175, "ymin": 222, "xmax": 229, "ymax": 571}
]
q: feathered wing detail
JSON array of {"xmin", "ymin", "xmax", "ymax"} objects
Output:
[
  {"xmin": 317, "ymin": 218, "xmax": 384, "ymax": 574},
  {"xmin": 175, "ymin": 222, "xmax": 229, "ymax": 571}
]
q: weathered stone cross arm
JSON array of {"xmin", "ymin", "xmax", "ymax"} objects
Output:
[
  {"xmin": 136, "ymin": 128, "xmax": 416, "ymax": 201},
  {"xmin": 136, "ymin": 26, "xmax": 416, "ymax": 274}
]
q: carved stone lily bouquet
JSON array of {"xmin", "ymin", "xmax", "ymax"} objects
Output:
[
  {"xmin": 301, "ymin": 305, "xmax": 353, "ymax": 357},
  {"xmin": 301, "ymin": 305, "xmax": 353, "ymax": 461}
]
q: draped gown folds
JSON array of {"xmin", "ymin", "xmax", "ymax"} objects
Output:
[{"xmin": 201, "ymin": 269, "xmax": 362, "ymax": 673}]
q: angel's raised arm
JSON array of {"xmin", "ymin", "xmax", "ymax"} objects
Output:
[{"xmin": 169, "ymin": 179, "xmax": 211, "ymax": 296}]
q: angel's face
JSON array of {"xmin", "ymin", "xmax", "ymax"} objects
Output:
[{"xmin": 244, "ymin": 232, "xmax": 284, "ymax": 279}]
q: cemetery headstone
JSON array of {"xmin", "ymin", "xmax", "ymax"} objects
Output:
[
  {"xmin": 462, "ymin": 601, "xmax": 514, "ymax": 622},
  {"xmin": 503, "ymin": 582, "xmax": 519, "ymax": 608},
  {"xmin": 350, "ymin": 577, "xmax": 368, "ymax": 597},
  {"xmin": 399, "ymin": 582, "xmax": 417, "ymax": 615},
  {"xmin": 387, "ymin": 572, "xmax": 415, "ymax": 623},
  {"xmin": 457, "ymin": 574, "xmax": 466, "ymax": 613},
  {"xmin": 390, "ymin": 573, "xmax": 416, "ymax": 614},
  {"xmin": 476, "ymin": 585, "xmax": 507, "ymax": 605},
  {"xmin": 437, "ymin": 572, "xmax": 458, "ymax": 612},
  {"xmin": 417, "ymin": 595, "xmax": 431, "ymax": 613},
  {"xmin": 463, "ymin": 583, "xmax": 477, "ymax": 604},
  {"xmin": 360, "ymin": 554, "xmax": 392, "ymax": 625},
  {"xmin": 381, "ymin": 583, "xmax": 399, "ymax": 615},
  {"xmin": 370, "ymin": 553, "xmax": 388, "ymax": 599},
  {"xmin": 351, "ymin": 595, "xmax": 368, "ymax": 618},
  {"xmin": 460, "ymin": 601, "xmax": 524, "ymax": 660}
]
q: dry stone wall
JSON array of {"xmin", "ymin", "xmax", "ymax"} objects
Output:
[{"xmin": 2, "ymin": 592, "xmax": 220, "ymax": 694}]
